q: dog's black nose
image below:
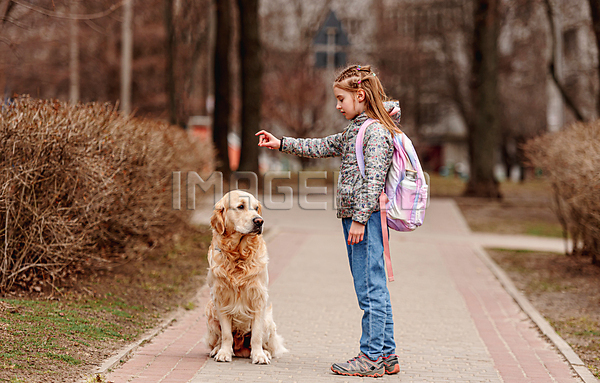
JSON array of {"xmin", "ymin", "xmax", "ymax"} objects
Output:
[{"xmin": 253, "ymin": 217, "xmax": 264, "ymax": 227}]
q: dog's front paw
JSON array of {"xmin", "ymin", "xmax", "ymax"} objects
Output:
[
  {"xmin": 214, "ymin": 347, "xmax": 233, "ymax": 362},
  {"xmin": 251, "ymin": 349, "xmax": 271, "ymax": 364},
  {"xmin": 209, "ymin": 346, "xmax": 220, "ymax": 358}
]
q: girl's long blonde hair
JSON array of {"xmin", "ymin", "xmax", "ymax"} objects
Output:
[{"xmin": 333, "ymin": 64, "xmax": 401, "ymax": 136}]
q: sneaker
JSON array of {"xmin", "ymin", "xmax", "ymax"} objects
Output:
[
  {"xmin": 382, "ymin": 354, "xmax": 400, "ymax": 374},
  {"xmin": 330, "ymin": 352, "xmax": 385, "ymax": 378}
]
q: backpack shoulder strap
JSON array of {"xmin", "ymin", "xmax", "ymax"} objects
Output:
[
  {"xmin": 355, "ymin": 118, "xmax": 377, "ymax": 178},
  {"xmin": 399, "ymin": 134, "xmax": 423, "ymax": 177}
]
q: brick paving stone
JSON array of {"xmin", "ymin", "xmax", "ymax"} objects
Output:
[{"xmin": 102, "ymin": 199, "xmax": 591, "ymax": 383}]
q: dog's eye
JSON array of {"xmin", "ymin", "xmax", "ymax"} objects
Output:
[{"xmin": 237, "ymin": 204, "xmax": 245, "ymax": 210}]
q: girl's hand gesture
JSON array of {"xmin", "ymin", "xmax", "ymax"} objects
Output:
[{"xmin": 256, "ymin": 130, "xmax": 281, "ymax": 150}]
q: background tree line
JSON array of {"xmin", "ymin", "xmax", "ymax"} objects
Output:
[{"xmin": 1, "ymin": 0, "xmax": 600, "ymax": 197}]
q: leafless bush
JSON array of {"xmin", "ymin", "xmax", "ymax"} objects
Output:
[
  {"xmin": 524, "ymin": 121, "xmax": 600, "ymax": 263},
  {"xmin": 0, "ymin": 96, "xmax": 213, "ymax": 292}
]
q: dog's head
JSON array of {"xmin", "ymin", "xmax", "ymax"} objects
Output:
[{"xmin": 210, "ymin": 190, "xmax": 264, "ymax": 236}]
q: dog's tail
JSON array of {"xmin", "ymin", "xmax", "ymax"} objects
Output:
[
  {"xmin": 203, "ymin": 299, "xmax": 221, "ymax": 353},
  {"xmin": 264, "ymin": 304, "xmax": 288, "ymax": 358}
]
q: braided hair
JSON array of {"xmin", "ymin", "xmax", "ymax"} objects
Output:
[{"xmin": 333, "ymin": 64, "xmax": 401, "ymax": 136}]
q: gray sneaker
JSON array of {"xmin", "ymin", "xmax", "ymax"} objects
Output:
[
  {"xmin": 382, "ymin": 354, "xmax": 400, "ymax": 374},
  {"xmin": 331, "ymin": 352, "xmax": 385, "ymax": 378}
]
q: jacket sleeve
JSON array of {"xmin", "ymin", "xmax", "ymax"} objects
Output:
[
  {"xmin": 353, "ymin": 123, "xmax": 393, "ymax": 224},
  {"xmin": 280, "ymin": 132, "xmax": 344, "ymax": 158}
]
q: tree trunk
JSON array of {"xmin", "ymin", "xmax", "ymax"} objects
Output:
[
  {"xmin": 213, "ymin": 0, "xmax": 231, "ymax": 176},
  {"xmin": 588, "ymin": 0, "xmax": 600, "ymax": 117},
  {"xmin": 120, "ymin": 0, "xmax": 133, "ymax": 115},
  {"xmin": 236, "ymin": 0, "xmax": 262, "ymax": 174},
  {"xmin": 464, "ymin": 0, "xmax": 502, "ymax": 198},
  {"xmin": 165, "ymin": 0, "xmax": 178, "ymax": 125},
  {"xmin": 69, "ymin": 0, "xmax": 80, "ymax": 103},
  {"xmin": 544, "ymin": 0, "xmax": 585, "ymax": 121}
]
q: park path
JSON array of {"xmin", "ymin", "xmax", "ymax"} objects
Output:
[{"xmin": 101, "ymin": 197, "xmax": 596, "ymax": 383}]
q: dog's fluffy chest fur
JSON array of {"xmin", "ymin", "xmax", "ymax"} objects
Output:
[{"xmin": 207, "ymin": 236, "xmax": 269, "ymax": 319}]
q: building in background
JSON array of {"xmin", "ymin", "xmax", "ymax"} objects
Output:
[{"xmin": 260, "ymin": 0, "xmax": 599, "ymax": 179}]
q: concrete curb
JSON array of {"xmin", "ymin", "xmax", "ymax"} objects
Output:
[
  {"xmin": 90, "ymin": 310, "xmax": 181, "ymax": 375},
  {"xmin": 87, "ymin": 285, "xmax": 209, "ymax": 381},
  {"xmin": 473, "ymin": 245, "xmax": 599, "ymax": 383}
]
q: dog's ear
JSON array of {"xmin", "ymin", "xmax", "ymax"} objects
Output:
[{"xmin": 210, "ymin": 199, "xmax": 226, "ymax": 235}]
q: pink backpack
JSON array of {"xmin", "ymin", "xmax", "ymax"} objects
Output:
[{"xmin": 356, "ymin": 117, "xmax": 429, "ymax": 281}]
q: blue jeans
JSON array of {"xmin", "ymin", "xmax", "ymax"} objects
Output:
[{"xmin": 342, "ymin": 211, "xmax": 396, "ymax": 360}]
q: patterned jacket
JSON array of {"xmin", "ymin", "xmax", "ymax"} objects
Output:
[{"xmin": 281, "ymin": 101, "xmax": 400, "ymax": 224}]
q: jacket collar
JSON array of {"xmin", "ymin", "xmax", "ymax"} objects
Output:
[{"xmin": 346, "ymin": 112, "xmax": 369, "ymax": 131}]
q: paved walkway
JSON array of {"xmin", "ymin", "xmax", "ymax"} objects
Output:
[{"xmin": 102, "ymin": 198, "xmax": 596, "ymax": 383}]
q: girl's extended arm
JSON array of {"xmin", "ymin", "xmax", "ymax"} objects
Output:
[
  {"xmin": 279, "ymin": 133, "xmax": 344, "ymax": 158},
  {"xmin": 256, "ymin": 130, "xmax": 344, "ymax": 159}
]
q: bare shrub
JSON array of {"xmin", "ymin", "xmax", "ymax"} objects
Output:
[
  {"xmin": 524, "ymin": 121, "xmax": 600, "ymax": 263},
  {"xmin": 0, "ymin": 97, "xmax": 213, "ymax": 292}
]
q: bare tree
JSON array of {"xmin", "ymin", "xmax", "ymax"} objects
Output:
[
  {"xmin": 213, "ymin": 0, "xmax": 232, "ymax": 176},
  {"xmin": 1, "ymin": 0, "xmax": 212, "ymax": 122},
  {"xmin": 259, "ymin": 1, "xmax": 332, "ymax": 169},
  {"xmin": 236, "ymin": 0, "xmax": 262, "ymax": 174},
  {"xmin": 588, "ymin": 0, "xmax": 600, "ymax": 115},
  {"xmin": 543, "ymin": 0, "xmax": 585, "ymax": 121},
  {"xmin": 69, "ymin": 0, "xmax": 80, "ymax": 103},
  {"xmin": 495, "ymin": 0, "xmax": 548, "ymax": 180},
  {"xmin": 464, "ymin": 0, "xmax": 502, "ymax": 198},
  {"xmin": 165, "ymin": 0, "xmax": 177, "ymax": 125},
  {"xmin": 121, "ymin": 0, "xmax": 133, "ymax": 114},
  {"xmin": 262, "ymin": 49, "xmax": 328, "ymax": 169}
]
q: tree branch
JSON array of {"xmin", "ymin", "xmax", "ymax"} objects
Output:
[
  {"xmin": 11, "ymin": 0, "xmax": 124, "ymax": 20},
  {"xmin": 587, "ymin": 0, "xmax": 600, "ymax": 116},
  {"xmin": 543, "ymin": 0, "xmax": 586, "ymax": 121},
  {"xmin": 548, "ymin": 63, "xmax": 585, "ymax": 121},
  {"xmin": 0, "ymin": 0, "xmax": 11, "ymax": 23},
  {"xmin": 2, "ymin": 16, "xmax": 27, "ymax": 28}
]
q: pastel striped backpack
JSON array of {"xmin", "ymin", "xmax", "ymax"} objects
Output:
[{"xmin": 356, "ymin": 116, "xmax": 429, "ymax": 281}]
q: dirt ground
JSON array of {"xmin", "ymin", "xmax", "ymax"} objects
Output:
[{"xmin": 0, "ymin": 225, "xmax": 211, "ymax": 383}]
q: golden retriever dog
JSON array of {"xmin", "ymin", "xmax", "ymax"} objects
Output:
[{"xmin": 204, "ymin": 190, "xmax": 286, "ymax": 364}]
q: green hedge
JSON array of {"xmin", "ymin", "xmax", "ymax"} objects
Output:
[
  {"xmin": 525, "ymin": 121, "xmax": 600, "ymax": 263},
  {"xmin": 0, "ymin": 97, "xmax": 213, "ymax": 291}
]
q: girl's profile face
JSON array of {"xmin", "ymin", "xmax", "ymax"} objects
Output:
[{"xmin": 334, "ymin": 87, "xmax": 365, "ymax": 120}]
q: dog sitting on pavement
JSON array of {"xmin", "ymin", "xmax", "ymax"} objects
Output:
[{"xmin": 203, "ymin": 190, "xmax": 287, "ymax": 364}]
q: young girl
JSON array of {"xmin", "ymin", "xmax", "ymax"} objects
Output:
[{"xmin": 256, "ymin": 64, "xmax": 401, "ymax": 378}]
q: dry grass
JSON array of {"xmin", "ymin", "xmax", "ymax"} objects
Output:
[
  {"xmin": 524, "ymin": 121, "xmax": 600, "ymax": 263},
  {"xmin": 0, "ymin": 96, "xmax": 213, "ymax": 292}
]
